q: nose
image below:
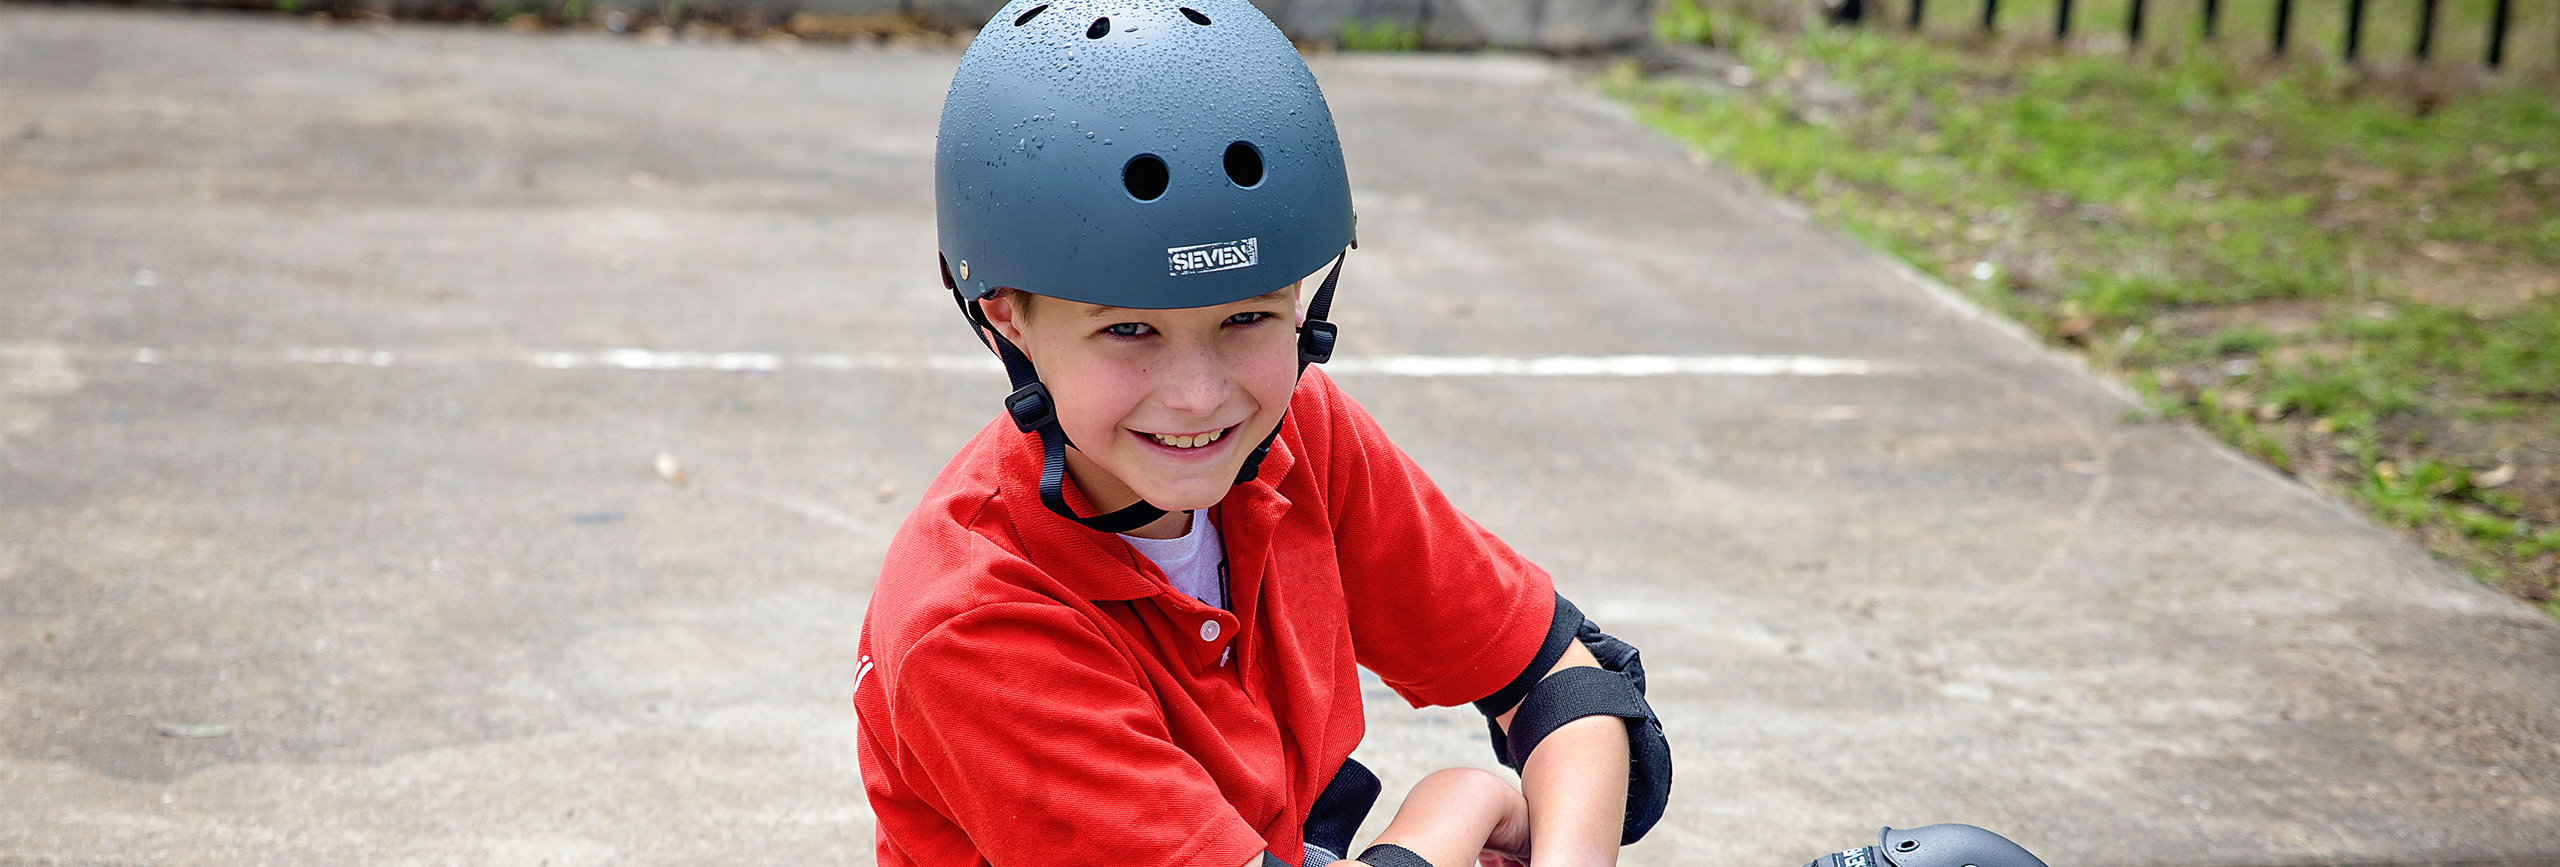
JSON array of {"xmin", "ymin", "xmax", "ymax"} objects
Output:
[{"xmin": 1154, "ymin": 337, "xmax": 1232, "ymax": 420}]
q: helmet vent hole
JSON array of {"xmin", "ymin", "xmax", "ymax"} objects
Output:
[
  {"xmin": 1012, "ymin": 3, "xmax": 1047, "ymax": 25},
  {"xmin": 1085, "ymin": 16, "xmax": 1110, "ymax": 38},
  {"xmin": 1896, "ymin": 842, "xmax": 1920, "ymax": 853},
  {"xmin": 1180, "ymin": 6, "xmax": 1210, "ymax": 25},
  {"xmin": 1223, "ymin": 141, "xmax": 1263, "ymax": 188},
  {"xmin": 1123, "ymin": 154, "xmax": 1169, "ymax": 201}
]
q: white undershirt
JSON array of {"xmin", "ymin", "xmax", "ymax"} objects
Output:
[{"xmin": 1120, "ymin": 511, "xmax": 1226, "ymax": 610}]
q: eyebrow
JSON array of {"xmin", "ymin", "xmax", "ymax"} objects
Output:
[{"xmin": 1079, "ymin": 288, "xmax": 1293, "ymax": 318}]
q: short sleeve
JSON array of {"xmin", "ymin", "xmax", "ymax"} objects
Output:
[
  {"xmin": 1309, "ymin": 374, "xmax": 1556, "ymax": 708},
  {"xmin": 884, "ymin": 602, "xmax": 1269, "ymax": 867}
]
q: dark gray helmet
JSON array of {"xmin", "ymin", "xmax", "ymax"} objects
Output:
[
  {"xmin": 935, "ymin": 0, "xmax": 1356, "ymax": 308},
  {"xmin": 1800, "ymin": 825, "xmax": 2049, "ymax": 867},
  {"xmin": 1878, "ymin": 825, "xmax": 2047, "ymax": 867},
  {"xmin": 932, "ymin": 0, "xmax": 1356, "ymax": 534}
]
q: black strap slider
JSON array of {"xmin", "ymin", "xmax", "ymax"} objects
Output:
[
  {"xmin": 1298, "ymin": 320, "xmax": 1338, "ymax": 365},
  {"xmin": 1004, "ymin": 381, "xmax": 1057, "ymax": 433}
]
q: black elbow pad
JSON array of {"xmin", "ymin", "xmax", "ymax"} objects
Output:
[{"xmin": 1474, "ymin": 593, "xmax": 1674, "ymax": 846}]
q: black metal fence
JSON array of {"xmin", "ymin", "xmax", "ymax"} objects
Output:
[{"xmin": 1837, "ymin": 0, "xmax": 2532, "ymax": 69}]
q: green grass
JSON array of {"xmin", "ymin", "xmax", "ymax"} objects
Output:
[
  {"xmin": 1613, "ymin": 5, "xmax": 2560, "ymax": 609},
  {"xmin": 1339, "ymin": 18, "xmax": 1423, "ymax": 51}
]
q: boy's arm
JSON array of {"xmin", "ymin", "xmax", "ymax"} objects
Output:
[{"xmin": 1495, "ymin": 640, "xmax": 1631, "ymax": 867}]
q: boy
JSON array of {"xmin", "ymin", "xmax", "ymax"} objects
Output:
[{"xmin": 853, "ymin": 1, "xmax": 1671, "ymax": 865}]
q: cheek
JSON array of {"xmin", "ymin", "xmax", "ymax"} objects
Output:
[
  {"xmin": 1044, "ymin": 357, "xmax": 1145, "ymax": 441},
  {"xmin": 1243, "ymin": 347, "xmax": 1302, "ymax": 415}
]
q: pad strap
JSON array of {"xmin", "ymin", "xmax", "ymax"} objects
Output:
[
  {"xmin": 1499, "ymin": 666, "xmax": 1651, "ymax": 769},
  {"xmin": 1356, "ymin": 844, "xmax": 1434, "ymax": 867}
]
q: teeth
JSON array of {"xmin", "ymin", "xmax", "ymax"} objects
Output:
[{"xmin": 1150, "ymin": 428, "xmax": 1225, "ymax": 449}]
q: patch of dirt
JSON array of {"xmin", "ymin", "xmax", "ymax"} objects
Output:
[
  {"xmin": 2152, "ymin": 298, "xmax": 2333, "ymax": 340},
  {"xmin": 2395, "ymin": 262, "xmax": 2560, "ymax": 313}
]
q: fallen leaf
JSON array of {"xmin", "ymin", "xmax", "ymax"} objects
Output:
[
  {"xmin": 2054, "ymin": 315, "xmax": 2096, "ymax": 344},
  {"xmin": 2473, "ymin": 463, "xmax": 2517, "ymax": 489}
]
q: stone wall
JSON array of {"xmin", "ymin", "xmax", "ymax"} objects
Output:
[{"xmin": 783, "ymin": 0, "xmax": 1647, "ymax": 50}]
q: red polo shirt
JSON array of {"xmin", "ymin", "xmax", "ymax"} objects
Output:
[{"xmin": 855, "ymin": 367, "xmax": 1555, "ymax": 867}]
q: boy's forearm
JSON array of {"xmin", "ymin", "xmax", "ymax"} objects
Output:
[
  {"xmin": 1518, "ymin": 713, "xmax": 1629, "ymax": 867},
  {"xmin": 1496, "ymin": 641, "xmax": 1630, "ymax": 867}
]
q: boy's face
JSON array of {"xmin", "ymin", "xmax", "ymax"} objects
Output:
[{"xmin": 983, "ymin": 282, "xmax": 1304, "ymax": 517}]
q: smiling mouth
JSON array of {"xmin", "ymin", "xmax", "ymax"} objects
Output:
[{"xmin": 1142, "ymin": 427, "xmax": 1231, "ymax": 450}]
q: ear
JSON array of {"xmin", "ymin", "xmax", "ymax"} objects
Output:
[{"xmin": 977, "ymin": 290, "xmax": 1033, "ymax": 353}]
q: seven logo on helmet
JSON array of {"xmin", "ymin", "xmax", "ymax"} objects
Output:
[{"xmin": 1167, "ymin": 237, "xmax": 1260, "ymax": 276}]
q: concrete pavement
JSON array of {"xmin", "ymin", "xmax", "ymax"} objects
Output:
[{"xmin": 3, "ymin": 6, "xmax": 2556, "ymax": 866}]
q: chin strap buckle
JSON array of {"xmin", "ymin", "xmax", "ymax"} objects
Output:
[
  {"xmin": 1004, "ymin": 381, "xmax": 1057, "ymax": 433},
  {"xmin": 1297, "ymin": 320, "xmax": 1338, "ymax": 366}
]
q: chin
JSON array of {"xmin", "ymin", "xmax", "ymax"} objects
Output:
[{"xmin": 1142, "ymin": 483, "xmax": 1232, "ymax": 513}]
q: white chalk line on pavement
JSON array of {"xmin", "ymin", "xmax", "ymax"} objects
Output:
[{"xmin": 99, "ymin": 345, "xmax": 1893, "ymax": 378}]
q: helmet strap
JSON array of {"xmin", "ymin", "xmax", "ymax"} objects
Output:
[
  {"xmin": 946, "ymin": 249, "xmax": 1349, "ymax": 535},
  {"xmin": 1232, "ymin": 249, "xmax": 1346, "ymax": 484}
]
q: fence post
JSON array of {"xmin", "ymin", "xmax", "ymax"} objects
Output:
[
  {"xmin": 2487, "ymin": 0, "xmax": 2511, "ymax": 68},
  {"xmin": 2055, "ymin": 0, "xmax": 2071, "ymax": 40},
  {"xmin": 2414, "ymin": 0, "xmax": 2436, "ymax": 60},
  {"xmin": 2272, "ymin": 0, "xmax": 2291, "ymax": 56},
  {"xmin": 1980, "ymin": 0, "xmax": 1997, "ymax": 33},
  {"xmin": 2127, "ymin": 0, "xmax": 2144, "ymax": 45},
  {"xmin": 2344, "ymin": 0, "xmax": 2364, "ymax": 61},
  {"xmin": 2201, "ymin": 0, "xmax": 2218, "ymax": 39}
]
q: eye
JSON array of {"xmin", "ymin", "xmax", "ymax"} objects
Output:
[
  {"xmin": 1223, "ymin": 311, "xmax": 1275, "ymax": 327},
  {"xmin": 1102, "ymin": 322, "xmax": 1154, "ymax": 338}
]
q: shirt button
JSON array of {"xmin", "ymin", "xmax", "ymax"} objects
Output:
[{"xmin": 1199, "ymin": 620, "xmax": 1221, "ymax": 642}]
